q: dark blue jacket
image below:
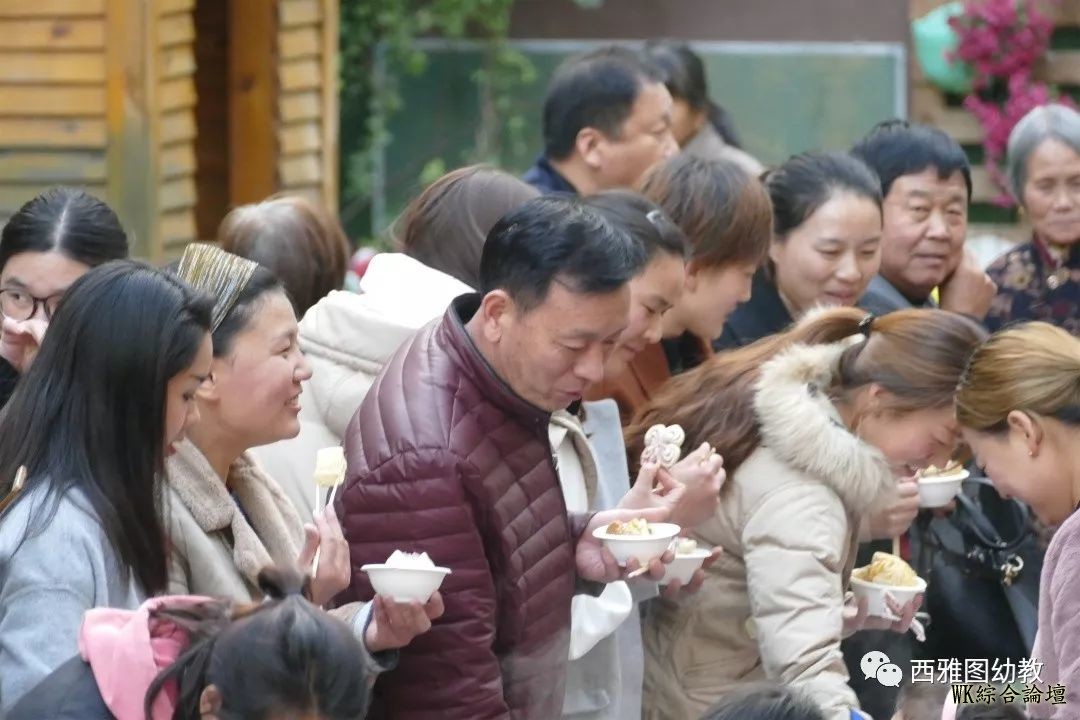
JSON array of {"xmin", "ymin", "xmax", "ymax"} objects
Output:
[{"xmin": 522, "ymin": 156, "xmax": 578, "ymax": 195}]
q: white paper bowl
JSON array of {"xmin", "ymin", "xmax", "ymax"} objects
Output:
[
  {"xmin": 592, "ymin": 522, "xmax": 681, "ymax": 566},
  {"xmin": 660, "ymin": 548, "xmax": 711, "ymax": 585},
  {"xmin": 918, "ymin": 470, "xmax": 968, "ymax": 508},
  {"xmin": 361, "ymin": 564, "xmax": 451, "ymax": 602},
  {"xmin": 850, "ymin": 575, "xmax": 927, "ymax": 620}
]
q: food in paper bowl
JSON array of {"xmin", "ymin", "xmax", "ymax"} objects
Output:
[
  {"xmin": 917, "ymin": 460, "xmax": 969, "ymax": 508},
  {"xmin": 661, "ymin": 537, "xmax": 713, "ymax": 586},
  {"xmin": 676, "ymin": 538, "xmax": 698, "ymax": 555},
  {"xmin": 606, "ymin": 518, "xmax": 651, "ymax": 536},
  {"xmin": 361, "ymin": 550, "xmax": 451, "ymax": 602},
  {"xmin": 852, "ymin": 551, "xmax": 919, "ymax": 586},
  {"xmin": 592, "ymin": 519, "xmax": 681, "ymax": 566},
  {"xmin": 850, "ymin": 552, "xmax": 927, "ymax": 620}
]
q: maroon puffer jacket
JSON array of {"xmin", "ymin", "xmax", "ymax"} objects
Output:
[{"xmin": 336, "ymin": 294, "xmax": 589, "ymax": 720}]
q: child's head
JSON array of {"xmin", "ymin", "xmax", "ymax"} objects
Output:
[
  {"xmin": 700, "ymin": 685, "xmax": 826, "ymax": 720},
  {"xmin": 894, "ymin": 682, "xmax": 950, "ymax": 720},
  {"xmin": 955, "ymin": 704, "xmax": 1028, "ymax": 720},
  {"xmin": 147, "ymin": 567, "xmax": 374, "ymax": 720},
  {"xmin": 893, "ymin": 682, "xmax": 1029, "ymax": 720}
]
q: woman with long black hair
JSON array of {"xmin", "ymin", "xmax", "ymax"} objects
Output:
[{"xmin": 0, "ymin": 261, "xmax": 213, "ymax": 712}]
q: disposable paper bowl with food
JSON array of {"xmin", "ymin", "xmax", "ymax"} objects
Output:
[
  {"xmin": 661, "ymin": 547, "xmax": 711, "ymax": 586},
  {"xmin": 918, "ymin": 469, "xmax": 969, "ymax": 508},
  {"xmin": 592, "ymin": 522, "xmax": 681, "ymax": 567},
  {"xmin": 850, "ymin": 575, "xmax": 927, "ymax": 620},
  {"xmin": 361, "ymin": 564, "xmax": 451, "ymax": 603}
]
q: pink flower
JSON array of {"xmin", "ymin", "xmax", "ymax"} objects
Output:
[{"xmin": 948, "ymin": 0, "xmax": 1064, "ymax": 205}]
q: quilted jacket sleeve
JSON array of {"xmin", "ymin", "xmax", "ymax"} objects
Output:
[{"xmin": 336, "ymin": 446, "xmax": 510, "ymax": 719}]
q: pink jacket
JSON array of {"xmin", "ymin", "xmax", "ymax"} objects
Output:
[
  {"xmin": 1030, "ymin": 507, "xmax": 1080, "ymax": 718},
  {"xmin": 78, "ymin": 595, "xmax": 209, "ymax": 720}
]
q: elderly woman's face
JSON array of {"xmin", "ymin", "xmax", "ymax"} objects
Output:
[{"xmin": 1022, "ymin": 138, "xmax": 1080, "ymax": 246}]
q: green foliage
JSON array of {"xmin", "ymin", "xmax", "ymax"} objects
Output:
[
  {"xmin": 340, "ymin": 0, "xmax": 599, "ymax": 244},
  {"xmin": 341, "ymin": 0, "xmax": 604, "ymax": 243}
]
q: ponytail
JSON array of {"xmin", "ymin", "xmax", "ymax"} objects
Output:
[
  {"xmin": 836, "ymin": 309, "xmax": 986, "ymax": 413},
  {"xmin": 626, "ymin": 307, "xmax": 866, "ymax": 475},
  {"xmin": 143, "ymin": 599, "xmax": 233, "ymax": 720},
  {"xmin": 627, "ymin": 307, "xmax": 986, "ymax": 476},
  {"xmin": 257, "ymin": 563, "xmax": 309, "ymax": 600},
  {"xmin": 145, "ymin": 566, "xmax": 369, "ymax": 720}
]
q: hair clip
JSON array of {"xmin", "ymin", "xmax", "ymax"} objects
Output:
[
  {"xmin": 858, "ymin": 313, "xmax": 875, "ymax": 338},
  {"xmin": 177, "ymin": 244, "xmax": 259, "ymax": 332},
  {"xmin": 645, "ymin": 209, "xmax": 664, "ymax": 226}
]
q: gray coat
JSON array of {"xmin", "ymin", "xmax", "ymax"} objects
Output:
[
  {"xmin": 682, "ymin": 123, "xmax": 764, "ymax": 177},
  {"xmin": 0, "ymin": 484, "xmax": 144, "ymax": 713}
]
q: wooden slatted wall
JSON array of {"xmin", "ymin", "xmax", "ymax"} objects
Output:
[
  {"xmin": 910, "ymin": 0, "xmax": 1080, "ymax": 242},
  {"xmin": 157, "ymin": 0, "xmax": 198, "ymax": 258},
  {"xmin": 277, "ymin": 0, "xmax": 338, "ymax": 211},
  {"xmin": 0, "ymin": 0, "xmax": 108, "ymax": 226},
  {"xmin": 1, "ymin": 0, "xmax": 340, "ymax": 259}
]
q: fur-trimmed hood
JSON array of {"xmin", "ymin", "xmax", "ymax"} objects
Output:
[
  {"xmin": 753, "ymin": 341, "xmax": 894, "ymax": 515},
  {"xmin": 644, "ymin": 341, "xmax": 891, "ymax": 720}
]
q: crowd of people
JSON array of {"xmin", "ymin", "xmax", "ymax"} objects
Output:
[{"xmin": 0, "ymin": 39, "xmax": 1079, "ymax": 720}]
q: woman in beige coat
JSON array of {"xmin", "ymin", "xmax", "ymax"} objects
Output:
[
  {"xmin": 166, "ymin": 243, "xmax": 442, "ymax": 658},
  {"xmin": 626, "ymin": 307, "xmax": 988, "ymax": 720}
]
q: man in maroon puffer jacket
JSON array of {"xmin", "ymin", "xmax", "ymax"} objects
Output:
[{"xmin": 335, "ymin": 196, "xmax": 672, "ymax": 719}]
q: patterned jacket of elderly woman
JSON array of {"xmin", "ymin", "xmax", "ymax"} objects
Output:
[{"xmin": 985, "ymin": 104, "xmax": 1080, "ymax": 335}]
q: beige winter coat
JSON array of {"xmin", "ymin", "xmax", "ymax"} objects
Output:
[
  {"xmin": 642, "ymin": 342, "xmax": 895, "ymax": 720},
  {"xmin": 164, "ymin": 440, "xmax": 393, "ymax": 677},
  {"xmin": 164, "ymin": 439, "xmax": 307, "ymax": 602}
]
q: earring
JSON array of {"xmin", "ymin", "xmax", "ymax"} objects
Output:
[{"xmin": 1028, "ymin": 450, "xmax": 1035, "ymax": 458}]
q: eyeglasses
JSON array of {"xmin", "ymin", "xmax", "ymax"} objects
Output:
[{"xmin": 0, "ymin": 288, "xmax": 63, "ymax": 322}]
